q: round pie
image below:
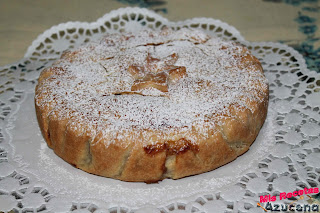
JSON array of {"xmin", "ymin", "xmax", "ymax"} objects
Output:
[{"xmin": 35, "ymin": 28, "xmax": 269, "ymax": 183}]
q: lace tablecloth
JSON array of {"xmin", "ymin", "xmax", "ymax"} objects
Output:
[{"xmin": 0, "ymin": 7, "xmax": 319, "ymax": 213}]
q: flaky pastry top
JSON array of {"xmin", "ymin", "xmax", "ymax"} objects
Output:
[{"xmin": 35, "ymin": 28, "xmax": 268, "ymax": 147}]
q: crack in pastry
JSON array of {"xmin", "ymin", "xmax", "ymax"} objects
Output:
[
  {"xmin": 144, "ymin": 138, "xmax": 199, "ymax": 155},
  {"xmin": 131, "ymin": 72, "xmax": 169, "ymax": 92},
  {"xmin": 128, "ymin": 53, "xmax": 187, "ymax": 93}
]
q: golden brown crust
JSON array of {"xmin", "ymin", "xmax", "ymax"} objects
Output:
[
  {"xmin": 34, "ymin": 28, "xmax": 269, "ymax": 182},
  {"xmin": 35, "ymin": 95, "xmax": 268, "ymax": 182}
]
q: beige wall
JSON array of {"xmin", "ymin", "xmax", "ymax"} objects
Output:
[{"xmin": 0, "ymin": 0, "xmax": 310, "ymax": 66}]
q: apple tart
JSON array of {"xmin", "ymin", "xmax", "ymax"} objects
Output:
[{"xmin": 35, "ymin": 28, "xmax": 268, "ymax": 182}]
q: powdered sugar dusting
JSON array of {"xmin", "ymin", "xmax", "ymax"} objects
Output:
[{"xmin": 35, "ymin": 28, "xmax": 268, "ymax": 146}]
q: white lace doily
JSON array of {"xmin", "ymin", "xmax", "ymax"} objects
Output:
[{"xmin": 0, "ymin": 7, "xmax": 319, "ymax": 213}]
